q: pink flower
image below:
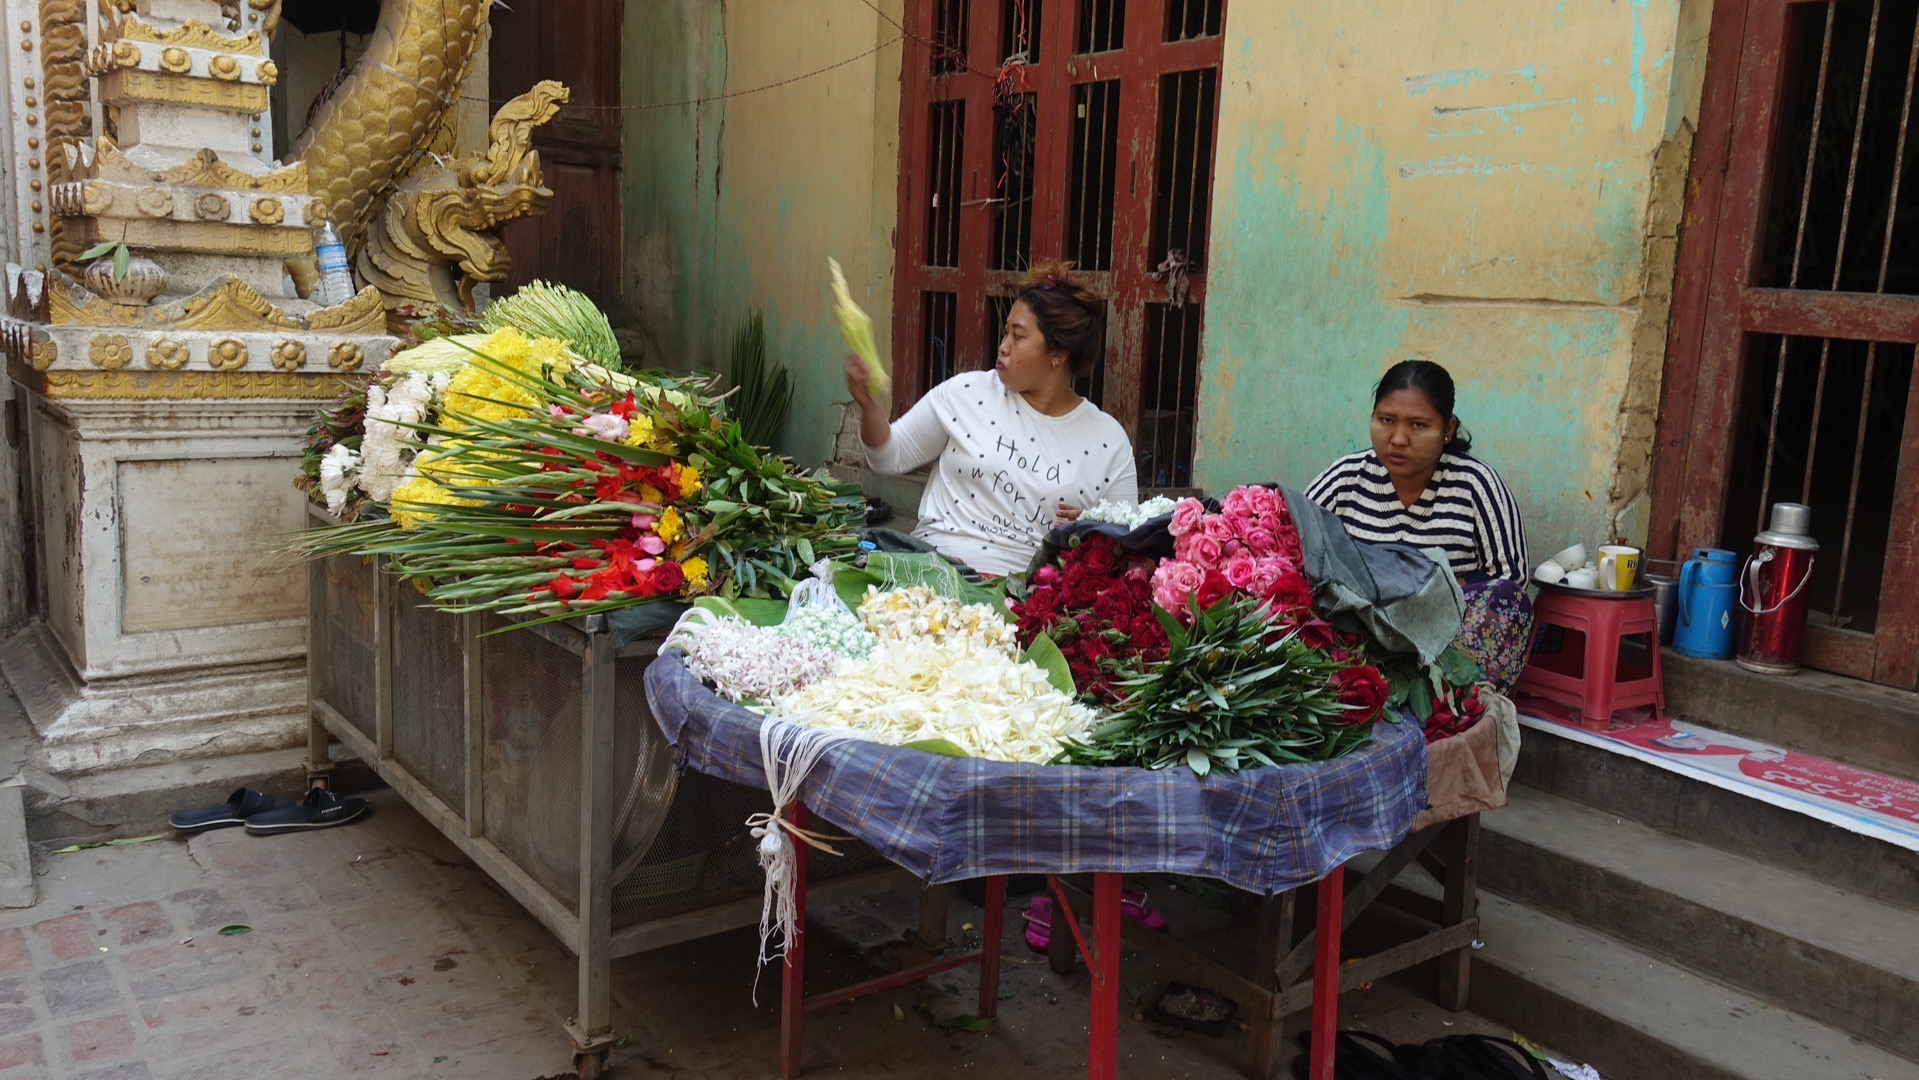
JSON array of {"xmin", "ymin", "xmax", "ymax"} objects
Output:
[
  {"xmin": 1180, "ymin": 533, "xmax": 1225, "ymax": 570},
  {"xmin": 1151, "ymin": 560, "xmax": 1206, "ymax": 614},
  {"xmin": 1168, "ymin": 498, "xmax": 1205, "ymax": 538},
  {"xmin": 1245, "ymin": 556, "xmax": 1296, "ymax": 598},
  {"xmin": 1201, "ymin": 515, "xmax": 1235, "ymax": 542},
  {"xmin": 1220, "ymin": 485, "xmax": 1270, "ymax": 520},
  {"xmin": 1243, "ymin": 527, "xmax": 1280, "ymax": 555},
  {"xmin": 631, "ymin": 513, "xmax": 658, "ymax": 530},
  {"xmin": 1224, "ymin": 552, "xmax": 1259, "ymax": 590},
  {"xmin": 1034, "ymin": 565, "xmax": 1061, "ymax": 586},
  {"xmin": 638, "ymin": 535, "xmax": 666, "ymax": 556}
]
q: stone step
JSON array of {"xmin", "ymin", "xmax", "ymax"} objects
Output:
[
  {"xmin": 1514, "ymin": 726, "xmax": 1919, "ymax": 913},
  {"xmin": 1481, "ymin": 785, "xmax": 1919, "ymax": 1062},
  {"xmin": 1664, "ymin": 650, "xmax": 1919, "ymax": 782},
  {"xmin": 1464, "ymin": 889, "xmax": 1919, "ymax": 1080}
]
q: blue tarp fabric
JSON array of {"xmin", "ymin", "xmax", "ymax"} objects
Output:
[{"xmin": 643, "ymin": 651, "xmax": 1428, "ymax": 895}]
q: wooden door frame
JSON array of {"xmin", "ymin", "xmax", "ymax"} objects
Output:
[{"xmin": 1650, "ymin": 0, "xmax": 1919, "ymax": 687}]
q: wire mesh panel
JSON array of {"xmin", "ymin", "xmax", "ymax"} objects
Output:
[
  {"xmin": 479, "ymin": 619, "xmax": 586, "ymax": 910},
  {"xmin": 389, "ymin": 590, "xmax": 469, "ymax": 815},
  {"xmin": 311, "ymin": 553, "xmax": 379, "ymax": 741}
]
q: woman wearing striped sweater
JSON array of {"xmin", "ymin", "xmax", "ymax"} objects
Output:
[{"xmin": 1306, "ymin": 360, "xmax": 1533, "ymax": 690}]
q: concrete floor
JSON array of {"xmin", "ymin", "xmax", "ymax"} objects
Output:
[{"xmin": 0, "ymin": 786, "xmax": 1528, "ymax": 1079}]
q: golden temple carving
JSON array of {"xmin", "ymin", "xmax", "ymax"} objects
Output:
[
  {"xmin": 82, "ymin": 141, "xmax": 308, "ymax": 195},
  {"xmin": 171, "ymin": 277, "xmax": 301, "ymax": 332},
  {"xmin": 207, "ymin": 337, "xmax": 247, "ymax": 370},
  {"xmin": 269, "ymin": 340, "xmax": 305, "ymax": 371},
  {"xmin": 28, "ymin": 340, "xmax": 58, "ymax": 371},
  {"xmin": 116, "ymin": 17, "xmax": 266, "ymax": 57},
  {"xmin": 21, "ymin": 370, "xmax": 354, "ymax": 401},
  {"xmin": 144, "ymin": 338, "xmax": 189, "ymax": 370},
  {"xmin": 304, "ymin": 287, "xmax": 386, "ymax": 336},
  {"xmin": 99, "ymin": 67, "xmax": 268, "ymax": 113},
  {"xmin": 88, "ymin": 333, "xmax": 133, "ymax": 370},
  {"xmin": 327, "ymin": 342, "xmax": 365, "ymax": 372},
  {"xmin": 39, "ymin": 0, "xmax": 93, "ymax": 272},
  {"xmin": 359, "ymin": 81, "xmax": 568, "ymax": 311}
]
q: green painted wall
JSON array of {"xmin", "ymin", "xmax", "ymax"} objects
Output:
[
  {"xmin": 621, "ymin": 0, "xmax": 903, "ymax": 469},
  {"xmin": 1197, "ymin": 0, "xmax": 1708, "ymax": 557}
]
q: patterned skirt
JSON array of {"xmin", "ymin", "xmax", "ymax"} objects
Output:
[{"xmin": 1457, "ymin": 577, "xmax": 1535, "ymax": 692}]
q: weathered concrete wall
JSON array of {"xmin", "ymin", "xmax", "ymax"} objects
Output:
[
  {"xmin": 1198, "ymin": 0, "xmax": 1711, "ymax": 557},
  {"xmin": 622, "ymin": 0, "xmax": 903, "ymax": 468}
]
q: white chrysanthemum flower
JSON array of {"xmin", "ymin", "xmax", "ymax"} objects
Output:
[
  {"xmin": 318, "ymin": 443, "xmax": 361, "ymax": 515},
  {"xmin": 360, "ymin": 371, "xmax": 441, "ymax": 503}
]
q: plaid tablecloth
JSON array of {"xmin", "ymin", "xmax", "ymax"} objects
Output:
[{"xmin": 643, "ymin": 651, "xmax": 1428, "ymax": 895}]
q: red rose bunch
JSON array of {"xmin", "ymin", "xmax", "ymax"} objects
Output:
[
  {"xmin": 1422, "ymin": 679, "xmax": 1486, "ymax": 742},
  {"xmin": 1013, "ymin": 533, "xmax": 1169, "ymax": 703}
]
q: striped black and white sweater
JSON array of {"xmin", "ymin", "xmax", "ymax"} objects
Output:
[{"xmin": 1304, "ymin": 450, "xmax": 1530, "ymax": 584}]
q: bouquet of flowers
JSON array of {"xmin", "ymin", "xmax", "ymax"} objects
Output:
[
  {"xmin": 1011, "ymin": 533, "xmax": 1168, "ymax": 704},
  {"xmin": 294, "ymin": 288, "xmax": 865, "ymax": 624},
  {"xmin": 1027, "ymin": 487, "xmax": 1398, "ymax": 775},
  {"xmin": 1153, "ymin": 485, "xmax": 1313, "ymax": 622}
]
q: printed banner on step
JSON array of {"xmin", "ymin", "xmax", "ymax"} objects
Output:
[{"xmin": 1518, "ymin": 705, "xmax": 1919, "ymax": 852}]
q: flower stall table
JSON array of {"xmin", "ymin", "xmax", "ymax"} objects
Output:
[
  {"xmin": 304, "ymin": 536, "xmax": 911, "ymax": 1079},
  {"xmin": 644, "ymin": 652, "xmax": 1431, "ymax": 1080}
]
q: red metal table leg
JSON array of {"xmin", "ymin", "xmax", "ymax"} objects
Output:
[
  {"xmin": 779, "ymin": 802, "xmax": 811, "ymax": 1080},
  {"xmin": 1310, "ymin": 865, "xmax": 1345, "ymax": 1080},
  {"xmin": 978, "ymin": 875, "xmax": 1007, "ymax": 1017},
  {"xmin": 1089, "ymin": 873, "xmax": 1123, "ymax": 1080}
]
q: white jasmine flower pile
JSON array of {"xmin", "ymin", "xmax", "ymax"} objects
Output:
[
  {"xmin": 1077, "ymin": 495, "xmax": 1179, "ymax": 530},
  {"xmin": 673, "ymin": 612, "xmax": 839, "ymax": 704},
  {"xmin": 858, "ymin": 585, "xmax": 1016, "ymax": 651},
  {"xmin": 763, "ymin": 587, "xmax": 1095, "ymax": 764},
  {"xmin": 777, "ymin": 604, "xmax": 876, "ymax": 659}
]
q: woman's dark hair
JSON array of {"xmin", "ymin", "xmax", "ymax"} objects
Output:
[
  {"xmin": 1012, "ymin": 260, "xmax": 1106, "ymax": 378},
  {"xmin": 1372, "ymin": 359, "xmax": 1473, "ymax": 454}
]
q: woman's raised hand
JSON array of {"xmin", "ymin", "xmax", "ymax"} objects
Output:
[{"xmin": 845, "ymin": 356, "xmax": 880, "ymax": 410}]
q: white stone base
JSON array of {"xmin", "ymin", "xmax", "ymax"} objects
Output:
[{"xmin": 0, "ymin": 622, "xmax": 305, "ymax": 776}]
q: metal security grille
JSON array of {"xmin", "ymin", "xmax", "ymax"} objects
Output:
[
  {"xmin": 1657, "ymin": 0, "xmax": 1919, "ymax": 687},
  {"xmin": 894, "ymin": 0, "xmax": 1228, "ymax": 489}
]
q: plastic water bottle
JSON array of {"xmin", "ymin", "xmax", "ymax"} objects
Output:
[{"xmin": 313, "ymin": 223, "xmax": 354, "ymax": 305}]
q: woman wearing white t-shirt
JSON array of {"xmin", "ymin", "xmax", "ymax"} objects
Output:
[{"xmin": 846, "ymin": 263, "xmax": 1139, "ymax": 577}]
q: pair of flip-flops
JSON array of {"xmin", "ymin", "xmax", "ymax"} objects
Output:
[
  {"xmin": 1290, "ymin": 1030, "xmax": 1551, "ymax": 1080},
  {"xmin": 1021, "ymin": 887, "xmax": 1170, "ymax": 952},
  {"xmin": 168, "ymin": 788, "xmax": 368, "ymax": 835}
]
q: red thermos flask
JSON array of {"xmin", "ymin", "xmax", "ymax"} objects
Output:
[{"xmin": 1736, "ymin": 502, "xmax": 1819, "ymax": 675}]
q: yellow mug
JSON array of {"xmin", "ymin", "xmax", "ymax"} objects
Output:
[{"xmin": 1597, "ymin": 544, "xmax": 1641, "ymax": 592}]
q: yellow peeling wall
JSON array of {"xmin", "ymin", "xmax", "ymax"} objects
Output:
[
  {"xmin": 622, "ymin": 0, "xmax": 903, "ymax": 469},
  {"xmin": 1197, "ymin": 0, "xmax": 1710, "ymax": 556}
]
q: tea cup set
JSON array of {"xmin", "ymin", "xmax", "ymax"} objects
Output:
[{"xmin": 1534, "ymin": 542, "xmax": 1642, "ymax": 593}]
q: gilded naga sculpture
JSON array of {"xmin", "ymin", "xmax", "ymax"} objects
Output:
[{"xmin": 290, "ymin": 0, "xmax": 564, "ymax": 315}]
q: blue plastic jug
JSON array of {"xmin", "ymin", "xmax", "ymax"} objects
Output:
[{"xmin": 1674, "ymin": 547, "xmax": 1739, "ymax": 659}]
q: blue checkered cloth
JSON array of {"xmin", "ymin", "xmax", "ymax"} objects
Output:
[{"xmin": 643, "ymin": 651, "xmax": 1428, "ymax": 895}]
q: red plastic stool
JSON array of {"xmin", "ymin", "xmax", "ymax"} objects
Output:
[{"xmin": 1515, "ymin": 591, "xmax": 1664, "ymax": 728}]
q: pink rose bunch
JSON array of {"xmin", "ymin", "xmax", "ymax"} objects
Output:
[{"xmin": 1153, "ymin": 485, "xmax": 1314, "ymax": 624}]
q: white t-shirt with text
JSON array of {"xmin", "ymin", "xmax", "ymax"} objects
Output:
[{"xmin": 864, "ymin": 371, "xmax": 1138, "ymax": 576}]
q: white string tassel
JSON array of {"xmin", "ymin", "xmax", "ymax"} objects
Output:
[{"xmin": 746, "ymin": 718, "xmax": 853, "ymax": 1003}]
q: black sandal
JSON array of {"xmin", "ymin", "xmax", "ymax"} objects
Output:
[{"xmin": 1419, "ymin": 1034, "xmax": 1551, "ymax": 1080}]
